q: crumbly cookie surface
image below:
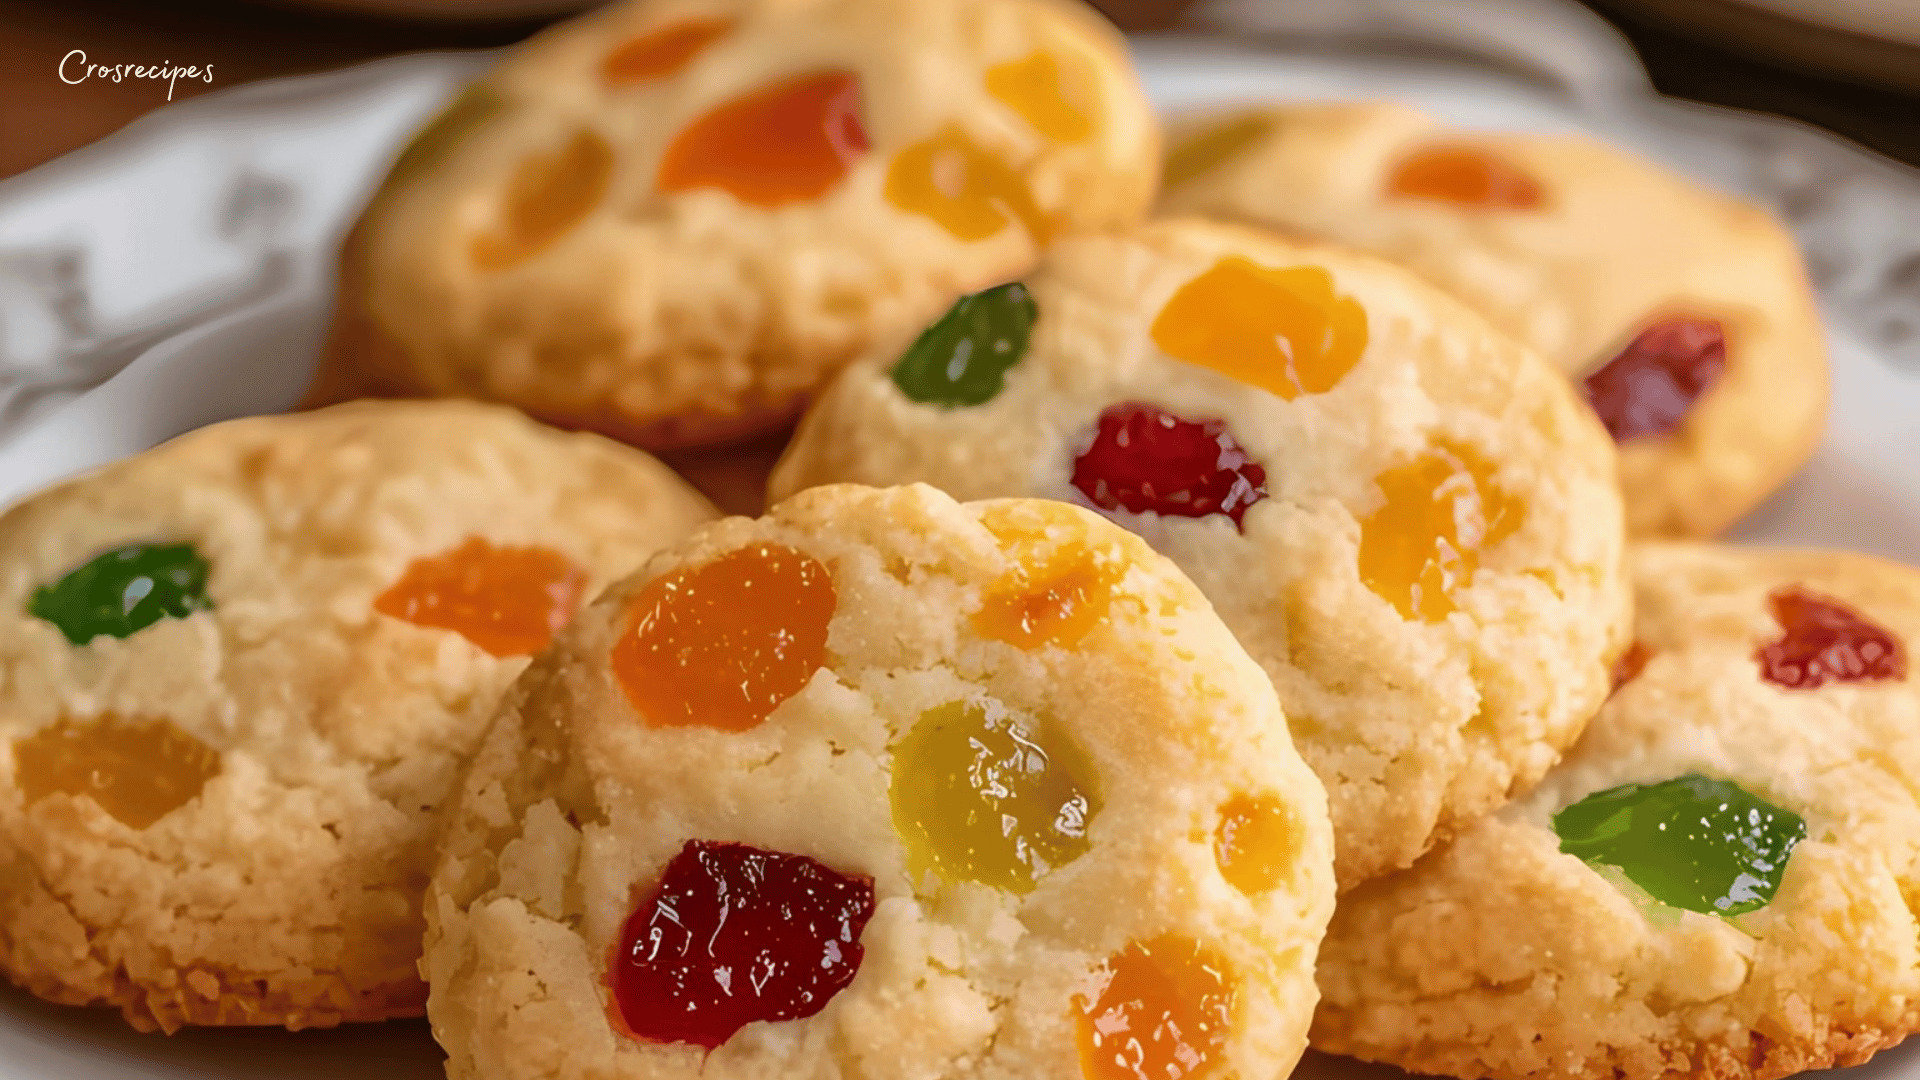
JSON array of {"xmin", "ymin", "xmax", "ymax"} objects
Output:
[
  {"xmin": 1157, "ymin": 102, "xmax": 1829, "ymax": 537},
  {"xmin": 316, "ymin": 0, "xmax": 1160, "ymax": 450},
  {"xmin": 769, "ymin": 218, "xmax": 1631, "ymax": 890},
  {"xmin": 424, "ymin": 483, "xmax": 1336, "ymax": 1080},
  {"xmin": 1315, "ymin": 543, "xmax": 1920, "ymax": 1080},
  {"xmin": 0, "ymin": 400, "xmax": 716, "ymax": 1031}
]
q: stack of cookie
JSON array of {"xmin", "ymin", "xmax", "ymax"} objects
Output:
[{"xmin": 2, "ymin": 3, "xmax": 1914, "ymax": 1080}]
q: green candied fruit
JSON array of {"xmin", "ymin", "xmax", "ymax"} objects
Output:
[
  {"xmin": 889, "ymin": 698, "xmax": 1100, "ymax": 894},
  {"xmin": 30, "ymin": 543, "xmax": 213, "ymax": 645},
  {"xmin": 1552, "ymin": 773, "xmax": 1806, "ymax": 917},
  {"xmin": 890, "ymin": 282, "xmax": 1038, "ymax": 407},
  {"xmin": 381, "ymin": 84, "xmax": 503, "ymax": 194}
]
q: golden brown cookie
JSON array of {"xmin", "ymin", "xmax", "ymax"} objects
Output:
[
  {"xmin": 1158, "ymin": 102, "xmax": 1829, "ymax": 538},
  {"xmin": 423, "ymin": 483, "xmax": 1335, "ymax": 1080},
  {"xmin": 314, "ymin": 0, "xmax": 1160, "ymax": 450},
  {"xmin": 769, "ymin": 218, "xmax": 1632, "ymax": 889},
  {"xmin": 0, "ymin": 400, "xmax": 716, "ymax": 1031},
  {"xmin": 1316, "ymin": 543, "xmax": 1920, "ymax": 1080}
]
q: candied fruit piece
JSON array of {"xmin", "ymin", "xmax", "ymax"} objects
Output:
[
  {"xmin": 610, "ymin": 840, "xmax": 873, "ymax": 1049},
  {"xmin": 472, "ymin": 129, "xmax": 614, "ymax": 269},
  {"xmin": 1071, "ymin": 402, "xmax": 1268, "ymax": 529},
  {"xmin": 1553, "ymin": 773, "xmax": 1805, "ymax": 916},
  {"xmin": 602, "ymin": 18, "xmax": 732, "ymax": 84},
  {"xmin": 1214, "ymin": 793, "xmax": 1298, "ymax": 897},
  {"xmin": 886, "ymin": 126, "xmax": 1053, "ymax": 242},
  {"xmin": 1583, "ymin": 318, "xmax": 1728, "ymax": 442},
  {"xmin": 1755, "ymin": 586, "xmax": 1906, "ymax": 690},
  {"xmin": 1074, "ymin": 936, "xmax": 1236, "ymax": 1080},
  {"xmin": 1151, "ymin": 257, "xmax": 1368, "ymax": 400},
  {"xmin": 30, "ymin": 542, "xmax": 213, "ymax": 645},
  {"xmin": 658, "ymin": 70, "xmax": 868, "ymax": 208},
  {"xmin": 1162, "ymin": 113, "xmax": 1274, "ymax": 189},
  {"xmin": 373, "ymin": 538, "xmax": 586, "ymax": 658},
  {"xmin": 1358, "ymin": 442, "xmax": 1523, "ymax": 623},
  {"xmin": 612, "ymin": 543, "xmax": 835, "ymax": 730},
  {"xmin": 973, "ymin": 515, "xmax": 1123, "ymax": 650},
  {"xmin": 890, "ymin": 283, "xmax": 1037, "ymax": 407},
  {"xmin": 382, "ymin": 85, "xmax": 501, "ymax": 193},
  {"xmin": 889, "ymin": 698, "xmax": 1100, "ymax": 893},
  {"xmin": 1611, "ymin": 641, "xmax": 1654, "ymax": 693},
  {"xmin": 986, "ymin": 52, "xmax": 1094, "ymax": 142},
  {"xmin": 1388, "ymin": 146, "xmax": 1543, "ymax": 209},
  {"xmin": 15, "ymin": 715, "xmax": 221, "ymax": 830}
]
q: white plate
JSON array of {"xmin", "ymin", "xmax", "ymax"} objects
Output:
[{"xmin": 1, "ymin": 0, "xmax": 1918, "ymax": 1074}]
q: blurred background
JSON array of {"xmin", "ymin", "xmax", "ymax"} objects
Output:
[{"xmin": 3, "ymin": 0, "xmax": 1919, "ymax": 182}]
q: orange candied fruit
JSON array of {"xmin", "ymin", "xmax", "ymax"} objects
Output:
[
  {"xmin": 1388, "ymin": 145, "xmax": 1543, "ymax": 209},
  {"xmin": 1214, "ymin": 793, "xmax": 1298, "ymax": 897},
  {"xmin": 15, "ymin": 715, "xmax": 221, "ymax": 830},
  {"xmin": 986, "ymin": 51, "xmax": 1095, "ymax": 143},
  {"xmin": 1358, "ymin": 442, "xmax": 1524, "ymax": 623},
  {"xmin": 1151, "ymin": 257, "xmax": 1369, "ymax": 400},
  {"xmin": 974, "ymin": 513, "xmax": 1123, "ymax": 650},
  {"xmin": 601, "ymin": 17, "xmax": 733, "ymax": 84},
  {"xmin": 886, "ymin": 126, "xmax": 1054, "ymax": 243},
  {"xmin": 1075, "ymin": 935, "xmax": 1237, "ymax": 1080},
  {"xmin": 374, "ymin": 537, "xmax": 587, "ymax": 658},
  {"xmin": 611, "ymin": 543, "xmax": 836, "ymax": 731},
  {"xmin": 658, "ymin": 70, "xmax": 869, "ymax": 208},
  {"xmin": 472, "ymin": 129, "xmax": 615, "ymax": 269}
]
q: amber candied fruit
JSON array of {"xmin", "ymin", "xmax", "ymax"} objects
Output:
[
  {"xmin": 986, "ymin": 52, "xmax": 1094, "ymax": 142},
  {"xmin": 1388, "ymin": 146, "xmax": 1543, "ymax": 209},
  {"xmin": 1582, "ymin": 318, "xmax": 1727, "ymax": 442},
  {"xmin": 612, "ymin": 543, "xmax": 835, "ymax": 730},
  {"xmin": 1162, "ymin": 113, "xmax": 1273, "ymax": 189},
  {"xmin": 16, "ymin": 715, "xmax": 221, "ymax": 830},
  {"xmin": 658, "ymin": 70, "xmax": 868, "ymax": 207},
  {"xmin": 1075, "ymin": 936, "xmax": 1236, "ymax": 1080},
  {"xmin": 610, "ymin": 840, "xmax": 874, "ymax": 1049},
  {"xmin": 889, "ymin": 698, "xmax": 1100, "ymax": 893},
  {"xmin": 472, "ymin": 129, "xmax": 614, "ymax": 269},
  {"xmin": 373, "ymin": 538, "xmax": 586, "ymax": 658},
  {"xmin": 1611, "ymin": 641, "xmax": 1653, "ymax": 693},
  {"xmin": 886, "ymin": 126, "xmax": 1053, "ymax": 242},
  {"xmin": 1755, "ymin": 586, "xmax": 1906, "ymax": 690},
  {"xmin": 1358, "ymin": 442, "xmax": 1524, "ymax": 623},
  {"xmin": 973, "ymin": 514, "xmax": 1123, "ymax": 650},
  {"xmin": 1151, "ymin": 257, "xmax": 1368, "ymax": 400},
  {"xmin": 1070, "ymin": 402, "xmax": 1268, "ymax": 530},
  {"xmin": 1214, "ymin": 793, "xmax": 1298, "ymax": 897},
  {"xmin": 601, "ymin": 18, "xmax": 731, "ymax": 84}
]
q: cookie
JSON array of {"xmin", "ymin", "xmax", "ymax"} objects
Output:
[
  {"xmin": 0, "ymin": 400, "xmax": 716, "ymax": 1032},
  {"xmin": 1315, "ymin": 543, "xmax": 1920, "ymax": 1080},
  {"xmin": 423, "ymin": 483, "xmax": 1335, "ymax": 1080},
  {"xmin": 1157, "ymin": 102, "xmax": 1829, "ymax": 538},
  {"xmin": 768, "ymin": 217, "xmax": 1632, "ymax": 889},
  {"xmin": 312, "ymin": 0, "xmax": 1160, "ymax": 451}
]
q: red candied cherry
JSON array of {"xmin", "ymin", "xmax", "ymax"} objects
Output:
[{"xmin": 1070, "ymin": 403, "xmax": 1268, "ymax": 530}]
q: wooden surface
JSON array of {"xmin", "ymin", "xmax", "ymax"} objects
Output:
[{"xmin": 2, "ymin": 0, "xmax": 1917, "ymax": 184}]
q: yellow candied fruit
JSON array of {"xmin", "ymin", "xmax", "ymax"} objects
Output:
[
  {"xmin": 986, "ymin": 51, "xmax": 1095, "ymax": 142},
  {"xmin": 973, "ymin": 511, "xmax": 1124, "ymax": 650},
  {"xmin": 1162, "ymin": 112, "xmax": 1273, "ymax": 189},
  {"xmin": 15, "ymin": 715, "xmax": 221, "ymax": 830},
  {"xmin": 1075, "ymin": 936, "xmax": 1237, "ymax": 1080},
  {"xmin": 889, "ymin": 698, "xmax": 1100, "ymax": 893},
  {"xmin": 472, "ymin": 129, "xmax": 614, "ymax": 270},
  {"xmin": 1150, "ymin": 257, "xmax": 1369, "ymax": 400},
  {"xmin": 1358, "ymin": 442, "xmax": 1524, "ymax": 623},
  {"xmin": 886, "ymin": 126, "xmax": 1054, "ymax": 243},
  {"xmin": 601, "ymin": 17, "xmax": 732, "ymax": 84},
  {"xmin": 1214, "ymin": 793, "xmax": 1299, "ymax": 896},
  {"xmin": 611, "ymin": 543, "xmax": 836, "ymax": 731}
]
